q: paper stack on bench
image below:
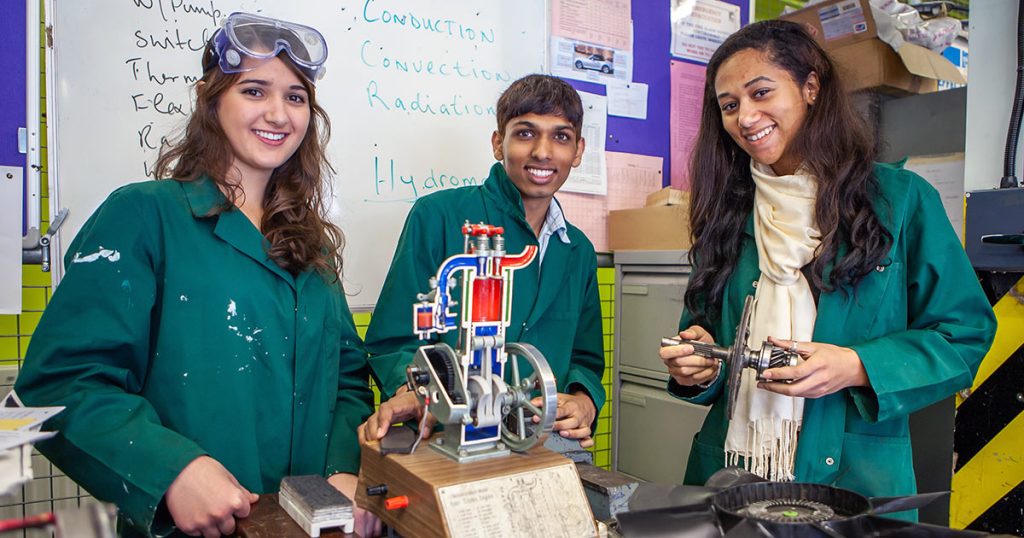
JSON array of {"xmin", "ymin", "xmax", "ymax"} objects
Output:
[
  {"xmin": 0, "ymin": 392, "xmax": 63, "ymax": 497},
  {"xmin": 279, "ymin": 475, "xmax": 354, "ymax": 537}
]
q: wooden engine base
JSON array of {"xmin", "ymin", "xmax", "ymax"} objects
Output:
[{"xmin": 356, "ymin": 434, "xmax": 597, "ymax": 537}]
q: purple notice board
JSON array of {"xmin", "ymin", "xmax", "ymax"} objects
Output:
[
  {"xmin": 0, "ymin": 2, "xmax": 28, "ymax": 234},
  {"xmin": 564, "ymin": 0, "xmax": 750, "ymax": 187}
]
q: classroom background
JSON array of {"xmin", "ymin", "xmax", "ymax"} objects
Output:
[{"xmin": 2, "ymin": 0, "xmax": 1022, "ymax": 536}]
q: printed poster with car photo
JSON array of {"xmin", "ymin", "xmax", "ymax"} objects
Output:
[{"xmin": 550, "ymin": 36, "xmax": 633, "ymax": 84}]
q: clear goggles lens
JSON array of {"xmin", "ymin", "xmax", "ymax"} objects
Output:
[{"xmin": 212, "ymin": 12, "xmax": 327, "ymax": 82}]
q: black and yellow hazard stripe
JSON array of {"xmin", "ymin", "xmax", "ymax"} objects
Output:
[{"xmin": 951, "ymin": 277, "xmax": 1024, "ymax": 535}]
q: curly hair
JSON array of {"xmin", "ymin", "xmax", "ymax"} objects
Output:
[
  {"xmin": 685, "ymin": 20, "xmax": 892, "ymax": 327},
  {"xmin": 153, "ymin": 49, "xmax": 342, "ymax": 278}
]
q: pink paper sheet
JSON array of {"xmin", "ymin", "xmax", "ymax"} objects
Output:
[
  {"xmin": 558, "ymin": 151, "xmax": 664, "ymax": 252},
  {"xmin": 669, "ymin": 60, "xmax": 707, "ymax": 190},
  {"xmin": 550, "ymin": 0, "xmax": 633, "ymax": 51}
]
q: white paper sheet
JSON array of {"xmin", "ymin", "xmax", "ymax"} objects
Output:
[
  {"xmin": 438, "ymin": 465, "xmax": 596, "ymax": 537},
  {"xmin": 0, "ymin": 398, "xmax": 64, "ymax": 451},
  {"xmin": 0, "ymin": 430, "xmax": 56, "ymax": 452},
  {"xmin": 0, "ymin": 166, "xmax": 23, "ymax": 314},
  {"xmin": 904, "ymin": 153, "xmax": 966, "ymax": 242},
  {"xmin": 563, "ymin": 92, "xmax": 608, "ymax": 195},
  {"xmin": 0, "ymin": 406, "xmax": 65, "ymax": 431},
  {"xmin": 671, "ymin": 0, "xmax": 741, "ymax": 64},
  {"xmin": 607, "ymin": 82, "xmax": 649, "ymax": 119}
]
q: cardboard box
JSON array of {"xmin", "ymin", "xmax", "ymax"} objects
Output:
[
  {"xmin": 831, "ymin": 39, "xmax": 938, "ymax": 94},
  {"xmin": 781, "ymin": 0, "xmax": 878, "ymax": 49},
  {"xmin": 780, "ymin": 0, "xmax": 965, "ymax": 94},
  {"xmin": 778, "ymin": 0, "xmax": 876, "ymax": 48},
  {"xmin": 645, "ymin": 187, "xmax": 690, "ymax": 208},
  {"xmin": 608, "ymin": 205, "xmax": 692, "ymax": 251}
]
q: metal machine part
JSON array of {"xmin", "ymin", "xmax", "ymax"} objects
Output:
[
  {"xmin": 965, "ymin": 188, "xmax": 1024, "ymax": 273},
  {"xmin": 405, "ymin": 342, "xmax": 558, "ymax": 460},
  {"xmin": 499, "ymin": 342, "xmax": 557, "ymax": 452},
  {"xmin": 405, "ymin": 222, "xmax": 558, "ymax": 462},
  {"xmin": 22, "ymin": 207, "xmax": 69, "ymax": 272},
  {"xmin": 740, "ymin": 498, "xmax": 836, "ymax": 523},
  {"xmin": 408, "ymin": 344, "xmax": 468, "ymax": 428},
  {"xmin": 616, "ymin": 468, "xmax": 981, "ymax": 538},
  {"xmin": 660, "ymin": 295, "xmax": 801, "ymax": 419},
  {"xmin": 965, "ymin": 0, "xmax": 1024, "ymax": 302}
]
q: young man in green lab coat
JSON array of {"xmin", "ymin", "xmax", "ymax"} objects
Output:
[{"xmin": 361, "ymin": 75, "xmax": 605, "ymax": 446}]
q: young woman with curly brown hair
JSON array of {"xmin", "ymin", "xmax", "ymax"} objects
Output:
[{"xmin": 15, "ymin": 13, "xmax": 379, "ymax": 537}]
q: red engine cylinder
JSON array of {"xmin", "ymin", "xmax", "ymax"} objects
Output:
[
  {"xmin": 415, "ymin": 305, "xmax": 434, "ymax": 331},
  {"xmin": 471, "ymin": 278, "xmax": 503, "ymax": 321}
]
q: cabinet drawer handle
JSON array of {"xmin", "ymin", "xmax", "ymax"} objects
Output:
[
  {"xmin": 620, "ymin": 394, "xmax": 646, "ymax": 407},
  {"xmin": 622, "ymin": 285, "xmax": 648, "ymax": 295}
]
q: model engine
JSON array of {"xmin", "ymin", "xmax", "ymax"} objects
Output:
[{"xmin": 405, "ymin": 222, "xmax": 558, "ymax": 462}]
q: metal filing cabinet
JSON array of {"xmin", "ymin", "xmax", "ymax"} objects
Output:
[{"xmin": 612, "ymin": 250, "xmax": 710, "ymax": 484}]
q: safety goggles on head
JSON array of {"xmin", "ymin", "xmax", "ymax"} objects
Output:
[{"xmin": 205, "ymin": 12, "xmax": 327, "ymax": 83}]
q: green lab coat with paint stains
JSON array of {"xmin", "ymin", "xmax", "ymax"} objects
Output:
[
  {"xmin": 14, "ymin": 178, "xmax": 374, "ymax": 537},
  {"xmin": 365, "ymin": 163, "xmax": 606, "ymax": 413},
  {"xmin": 668, "ymin": 163, "xmax": 996, "ymax": 513}
]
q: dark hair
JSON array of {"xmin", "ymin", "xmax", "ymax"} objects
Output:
[
  {"xmin": 685, "ymin": 20, "xmax": 892, "ymax": 327},
  {"xmin": 496, "ymin": 74, "xmax": 584, "ymax": 135},
  {"xmin": 154, "ymin": 45, "xmax": 343, "ymax": 278}
]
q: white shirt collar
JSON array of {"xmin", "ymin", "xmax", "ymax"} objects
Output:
[{"xmin": 537, "ymin": 198, "xmax": 570, "ymax": 264}]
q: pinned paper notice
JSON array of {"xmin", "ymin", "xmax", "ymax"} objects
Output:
[
  {"xmin": 671, "ymin": 0, "xmax": 741, "ymax": 64},
  {"xmin": 550, "ymin": 36, "xmax": 635, "ymax": 85},
  {"xmin": 669, "ymin": 60, "xmax": 707, "ymax": 190},
  {"xmin": 558, "ymin": 152, "xmax": 664, "ymax": 252},
  {"xmin": 563, "ymin": 92, "xmax": 608, "ymax": 195},
  {"xmin": 904, "ymin": 153, "xmax": 966, "ymax": 242},
  {"xmin": 551, "ymin": 0, "xmax": 633, "ymax": 52},
  {"xmin": 607, "ymin": 82, "xmax": 649, "ymax": 120}
]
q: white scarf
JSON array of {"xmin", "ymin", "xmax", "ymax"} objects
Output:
[{"xmin": 724, "ymin": 161, "xmax": 820, "ymax": 481}]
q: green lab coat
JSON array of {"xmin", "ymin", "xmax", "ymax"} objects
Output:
[
  {"xmin": 669, "ymin": 162, "xmax": 996, "ymax": 505},
  {"xmin": 365, "ymin": 162, "xmax": 606, "ymax": 413},
  {"xmin": 14, "ymin": 178, "xmax": 374, "ymax": 537}
]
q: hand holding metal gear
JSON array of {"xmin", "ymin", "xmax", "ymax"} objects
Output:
[{"xmin": 661, "ymin": 295, "xmax": 802, "ymax": 419}]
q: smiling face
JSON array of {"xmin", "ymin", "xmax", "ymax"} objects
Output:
[
  {"xmin": 714, "ymin": 49, "xmax": 818, "ymax": 176},
  {"xmin": 491, "ymin": 112, "xmax": 585, "ymax": 207},
  {"xmin": 217, "ymin": 56, "xmax": 311, "ymax": 185}
]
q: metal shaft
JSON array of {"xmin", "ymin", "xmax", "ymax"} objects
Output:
[
  {"xmin": 661, "ymin": 337, "xmax": 731, "ymax": 361},
  {"xmin": 684, "ymin": 340, "xmax": 731, "ymax": 361}
]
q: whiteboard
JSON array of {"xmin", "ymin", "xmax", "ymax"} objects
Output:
[{"xmin": 48, "ymin": 0, "xmax": 546, "ymax": 309}]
